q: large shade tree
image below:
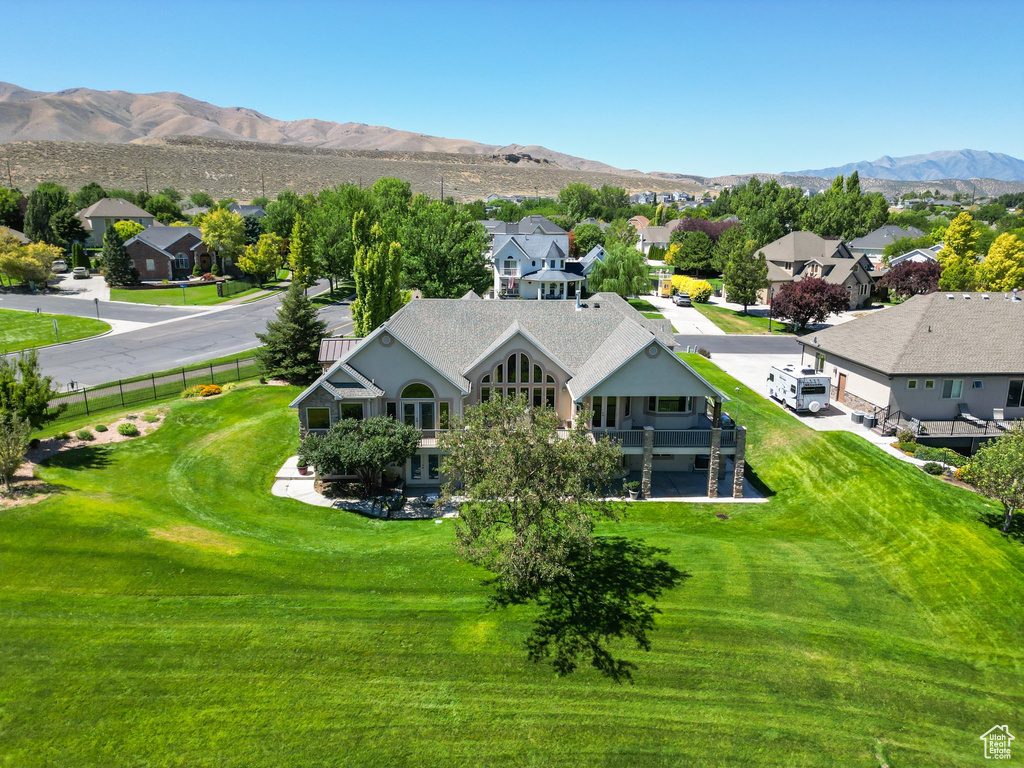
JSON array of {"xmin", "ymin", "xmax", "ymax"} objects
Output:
[
  {"xmin": 962, "ymin": 424, "xmax": 1024, "ymax": 532},
  {"xmin": 770, "ymin": 277, "xmax": 849, "ymax": 331},
  {"xmin": 402, "ymin": 197, "xmax": 490, "ymax": 297}
]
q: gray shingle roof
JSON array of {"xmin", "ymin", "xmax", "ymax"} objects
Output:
[
  {"xmin": 228, "ymin": 204, "xmax": 267, "ymax": 218},
  {"xmin": 76, "ymin": 198, "xmax": 153, "ymax": 220},
  {"xmin": 123, "ymin": 226, "xmax": 202, "ymax": 257},
  {"xmin": 848, "ymin": 225, "xmax": 925, "ymax": 250},
  {"xmin": 799, "ymin": 292, "xmax": 1024, "ymax": 375},
  {"xmin": 520, "ymin": 268, "xmax": 585, "ymax": 282},
  {"xmin": 366, "ymin": 292, "xmax": 680, "ymax": 395},
  {"xmin": 492, "ymin": 234, "xmax": 567, "ymax": 263},
  {"xmin": 1, "ymin": 226, "xmax": 29, "ymax": 244}
]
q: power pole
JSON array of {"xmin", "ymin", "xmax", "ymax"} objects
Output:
[
  {"xmin": 144, "ymin": 168, "xmax": 150, "ymax": 194},
  {"xmin": 261, "ymin": 169, "xmax": 266, "ymax": 198},
  {"xmin": 440, "ymin": 176, "xmax": 444, "ymax": 200},
  {"xmin": 5, "ymin": 158, "xmax": 12, "ymax": 188}
]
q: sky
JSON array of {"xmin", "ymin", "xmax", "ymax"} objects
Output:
[{"xmin": 3, "ymin": 0, "xmax": 1023, "ymax": 177}]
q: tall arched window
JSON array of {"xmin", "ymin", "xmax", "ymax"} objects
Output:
[
  {"xmin": 481, "ymin": 353, "xmax": 556, "ymax": 411},
  {"xmin": 400, "ymin": 383, "xmax": 447, "ymax": 432}
]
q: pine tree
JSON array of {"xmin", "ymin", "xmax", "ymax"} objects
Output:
[
  {"xmin": 351, "ymin": 214, "xmax": 404, "ymax": 336},
  {"xmin": 254, "ymin": 282, "xmax": 328, "ymax": 384},
  {"xmin": 101, "ymin": 226, "xmax": 138, "ymax": 286},
  {"xmin": 723, "ymin": 243, "xmax": 769, "ymax": 313},
  {"xmin": 71, "ymin": 241, "xmax": 89, "ymax": 270}
]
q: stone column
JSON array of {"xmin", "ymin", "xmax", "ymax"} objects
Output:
[
  {"xmin": 731, "ymin": 426, "xmax": 747, "ymax": 499},
  {"xmin": 712, "ymin": 399, "xmax": 722, "ymax": 427},
  {"xmin": 707, "ymin": 427, "xmax": 722, "ymax": 499},
  {"xmin": 641, "ymin": 426, "xmax": 654, "ymax": 499}
]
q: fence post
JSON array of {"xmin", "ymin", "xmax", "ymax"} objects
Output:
[
  {"xmin": 182, "ymin": 368, "xmax": 187, "ymax": 390},
  {"xmin": 83, "ymin": 388, "xmax": 90, "ymax": 416},
  {"xmin": 118, "ymin": 380, "xmax": 125, "ymax": 407},
  {"xmin": 236, "ymin": 358, "xmax": 241, "ymax": 380},
  {"xmin": 151, "ymin": 373, "xmax": 157, "ymax": 398},
  {"xmin": 210, "ymin": 362, "xmax": 215, "ymax": 384}
]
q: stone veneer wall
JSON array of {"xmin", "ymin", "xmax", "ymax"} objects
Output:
[{"xmin": 831, "ymin": 385, "xmax": 879, "ymax": 414}]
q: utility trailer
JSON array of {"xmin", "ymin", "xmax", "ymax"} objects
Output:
[{"xmin": 767, "ymin": 364, "xmax": 830, "ymax": 413}]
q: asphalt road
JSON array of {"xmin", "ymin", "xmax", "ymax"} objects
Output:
[
  {"xmin": 675, "ymin": 334, "xmax": 803, "ymax": 355},
  {"xmin": 26, "ymin": 285, "xmax": 352, "ymax": 387},
  {"xmin": 0, "ymin": 292, "xmax": 203, "ymax": 323}
]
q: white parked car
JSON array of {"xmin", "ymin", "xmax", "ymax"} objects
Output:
[
  {"xmin": 51, "ymin": 259, "xmax": 68, "ymax": 273},
  {"xmin": 72, "ymin": 266, "xmax": 90, "ymax": 279}
]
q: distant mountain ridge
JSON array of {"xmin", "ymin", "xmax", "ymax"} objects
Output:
[
  {"xmin": 0, "ymin": 82, "xmax": 629, "ymax": 175},
  {"xmin": 783, "ymin": 149, "xmax": 1024, "ymax": 182}
]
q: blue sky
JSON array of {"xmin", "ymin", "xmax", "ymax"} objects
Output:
[{"xmin": 4, "ymin": 0, "xmax": 1022, "ymax": 176}]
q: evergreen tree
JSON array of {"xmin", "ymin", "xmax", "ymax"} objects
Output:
[
  {"xmin": 288, "ymin": 213, "xmax": 317, "ymax": 290},
  {"xmin": 254, "ymin": 282, "xmax": 327, "ymax": 384},
  {"xmin": 351, "ymin": 213, "xmax": 404, "ymax": 336},
  {"xmin": 101, "ymin": 226, "xmax": 138, "ymax": 286},
  {"xmin": 71, "ymin": 241, "xmax": 89, "ymax": 270},
  {"xmin": 723, "ymin": 242, "xmax": 769, "ymax": 312}
]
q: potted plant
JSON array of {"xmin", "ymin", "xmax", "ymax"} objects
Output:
[
  {"xmin": 625, "ymin": 480, "xmax": 641, "ymax": 500},
  {"xmin": 297, "ymin": 462, "xmax": 309, "ymax": 476}
]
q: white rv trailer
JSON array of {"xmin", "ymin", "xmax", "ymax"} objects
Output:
[{"xmin": 766, "ymin": 364, "xmax": 830, "ymax": 413}]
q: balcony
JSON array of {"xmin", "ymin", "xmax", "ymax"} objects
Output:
[
  {"xmin": 499, "ymin": 269, "xmax": 520, "ymax": 277},
  {"xmin": 595, "ymin": 427, "xmax": 739, "ymax": 451}
]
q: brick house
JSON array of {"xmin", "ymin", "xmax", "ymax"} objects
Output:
[{"xmin": 123, "ymin": 227, "xmax": 212, "ymax": 281}]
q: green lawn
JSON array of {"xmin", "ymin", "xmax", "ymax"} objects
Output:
[
  {"xmin": 0, "ymin": 308, "xmax": 110, "ymax": 353},
  {"xmin": 692, "ymin": 301, "xmax": 794, "ymax": 335},
  {"xmin": 2, "ymin": 367, "xmax": 1022, "ymax": 766},
  {"xmin": 111, "ymin": 282, "xmax": 262, "ymax": 306},
  {"xmin": 627, "ymin": 297, "xmax": 660, "ymax": 313}
]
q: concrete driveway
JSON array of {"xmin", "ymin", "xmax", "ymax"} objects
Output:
[
  {"xmin": 53, "ymin": 272, "xmax": 110, "ymax": 302},
  {"xmin": 645, "ymin": 294, "xmax": 724, "ymax": 335}
]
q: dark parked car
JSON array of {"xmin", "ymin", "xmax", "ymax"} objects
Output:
[{"xmin": 673, "ymin": 292, "xmax": 692, "ymax": 307}]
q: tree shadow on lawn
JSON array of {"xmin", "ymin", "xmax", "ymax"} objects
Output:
[
  {"xmin": 742, "ymin": 464, "xmax": 776, "ymax": 498},
  {"xmin": 40, "ymin": 445, "xmax": 114, "ymax": 472},
  {"xmin": 979, "ymin": 508, "xmax": 1024, "ymax": 543}
]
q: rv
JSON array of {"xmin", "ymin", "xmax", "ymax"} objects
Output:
[{"xmin": 767, "ymin": 364, "xmax": 830, "ymax": 413}]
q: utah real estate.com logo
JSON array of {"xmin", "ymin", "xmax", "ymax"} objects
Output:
[{"xmin": 980, "ymin": 725, "xmax": 1014, "ymax": 760}]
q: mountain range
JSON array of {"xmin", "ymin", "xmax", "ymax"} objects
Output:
[
  {"xmin": 783, "ymin": 150, "xmax": 1024, "ymax": 182},
  {"xmin": 0, "ymin": 82, "xmax": 626, "ymax": 174}
]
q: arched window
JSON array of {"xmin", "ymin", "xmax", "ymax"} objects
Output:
[
  {"xmin": 401, "ymin": 383, "xmax": 434, "ymax": 399},
  {"xmin": 482, "ymin": 353, "xmax": 556, "ymax": 411}
]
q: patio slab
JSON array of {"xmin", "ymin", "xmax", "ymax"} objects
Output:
[{"xmin": 622, "ymin": 464, "xmax": 767, "ymax": 503}]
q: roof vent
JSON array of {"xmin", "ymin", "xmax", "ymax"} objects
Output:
[
  {"xmin": 593, "ymin": 302, "xmax": 601, "ymax": 308},
  {"xmin": 982, "ymin": 293, "xmax": 990, "ymax": 300},
  {"xmin": 946, "ymin": 294, "xmax": 955, "ymax": 300},
  {"xmin": 963, "ymin": 294, "xmax": 970, "ymax": 300}
]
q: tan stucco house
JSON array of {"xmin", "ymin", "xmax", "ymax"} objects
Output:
[
  {"xmin": 799, "ymin": 291, "xmax": 1024, "ymax": 451},
  {"xmin": 755, "ymin": 231, "xmax": 875, "ymax": 309},
  {"xmin": 75, "ymin": 198, "xmax": 155, "ymax": 247},
  {"xmin": 291, "ymin": 292, "xmax": 748, "ymax": 497}
]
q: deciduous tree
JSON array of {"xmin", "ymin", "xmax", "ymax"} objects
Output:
[
  {"xmin": 962, "ymin": 424, "xmax": 1024, "ymax": 532},
  {"xmin": 878, "ymin": 260, "xmax": 942, "ymax": 299},
  {"xmin": 586, "ymin": 241, "xmax": 648, "ymax": 298},
  {"xmin": 237, "ymin": 232, "xmax": 285, "ymax": 287},
  {"xmin": 254, "ymin": 282, "xmax": 327, "ymax": 384},
  {"xmin": 723, "ymin": 241, "xmax": 769, "ymax": 312},
  {"xmin": 0, "ymin": 350, "xmax": 64, "ymax": 429},
  {"xmin": 402, "ymin": 197, "xmax": 489, "ymax": 297},
  {"xmin": 573, "ymin": 223, "xmax": 604, "ymax": 255},
  {"xmin": 0, "ymin": 412, "xmax": 30, "ymax": 494},
  {"xmin": 24, "ymin": 184, "xmax": 69, "ymax": 245},
  {"xmin": 771, "ymin": 277, "xmax": 849, "ymax": 330},
  {"xmin": 288, "ymin": 213, "xmax": 318, "ymax": 290},
  {"xmin": 200, "ymin": 208, "xmax": 246, "ymax": 271},
  {"xmin": 937, "ymin": 211, "xmax": 979, "ymax": 291},
  {"xmin": 558, "ymin": 183, "xmax": 598, "ymax": 222},
  {"xmin": 351, "ymin": 213, "xmax": 404, "ymax": 336},
  {"xmin": 112, "ymin": 220, "xmax": 145, "ymax": 241},
  {"xmin": 0, "ymin": 187, "xmax": 24, "ymax": 230},
  {"xmin": 977, "ymin": 233, "xmax": 1024, "ymax": 292}
]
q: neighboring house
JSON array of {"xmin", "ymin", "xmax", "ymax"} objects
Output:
[
  {"xmin": 798, "ymin": 291, "xmax": 1024, "ymax": 452},
  {"xmin": 627, "ymin": 215, "xmax": 650, "ymax": 231},
  {"xmin": 180, "ymin": 205, "xmax": 209, "ymax": 218},
  {"xmin": 636, "ymin": 225, "xmax": 673, "ymax": 256},
  {"xmin": 848, "ymin": 225, "xmax": 925, "ymax": 270},
  {"xmin": 754, "ymin": 231, "xmax": 874, "ymax": 309},
  {"xmin": 75, "ymin": 198, "xmax": 154, "ymax": 247},
  {"xmin": 579, "ymin": 244, "xmax": 607, "ymax": 277},
  {"xmin": 2, "ymin": 227, "xmax": 29, "ymax": 244},
  {"xmin": 629, "ymin": 191, "xmax": 655, "ymax": 205},
  {"xmin": 888, "ymin": 245, "xmax": 942, "ymax": 268},
  {"xmin": 577, "ymin": 217, "xmax": 610, "ymax": 232},
  {"xmin": 292, "ymin": 292, "xmax": 748, "ymax": 497},
  {"xmin": 123, "ymin": 226, "xmax": 212, "ymax": 281},
  {"xmin": 491, "ymin": 231, "xmax": 581, "ymax": 300},
  {"xmin": 228, "ymin": 203, "xmax": 267, "ymax": 219}
]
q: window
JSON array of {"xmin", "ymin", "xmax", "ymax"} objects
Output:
[
  {"xmin": 340, "ymin": 403, "xmax": 364, "ymax": 420},
  {"xmin": 439, "ymin": 402, "xmax": 450, "ymax": 429},
  {"xmin": 592, "ymin": 396, "xmax": 603, "ymax": 427},
  {"xmin": 401, "ymin": 383, "xmax": 433, "ymax": 398},
  {"xmin": 624, "ymin": 398, "xmax": 631, "ymax": 418},
  {"xmin": 1007, "ymin": 379, "xmax": 1024, "ymax": 408},
  {"xmin": 386, "ymin": 402, "xmax": 397, "ymax": 419},
  {"xmin": 925, "ymin": 380, "xmax": 935, "ymax": 390},
  {"xmin": 941, "ymin": 379, "xmax": 963, "ymax": 399},
  {"xmin": 972, "ymin": 380, "xmax": 984, "ymax": 390},
  {"xmin": 546, "ymin": 388, "xmax": 555, "ymax": 408},
  {"xmin": 815, "ymin": 353, "xmax": 826, "ymax": 373},
  {"xmin": 605, "ymin": 396, "xmax": 617, "ymax": 428},
  {"xmin": 647, "ymin": 396, "xmax": 692, "ymax": 413},
  {"xmin": 175, "ymin": 253, "xmax": 189, "ymax": 270},
  {"xmin": 428, "ymin": 454, "xmax": 440, "ymax": 480},
  {"xmin": 145, "ymin": 259, "xmax": 155, "ymax": 272},
  {"xmin": 768, "ymin": 373, "xmax": 775, "ymax": 381},
  {"xmin": 800, "ymin": 385, "xmax": 827, "ymax": 395},
  {"xmin": 533, "ymin": 364, "xmax": 542, "ymax": 383},
  {"xmin": 306, "ymin": 407, "xmax": 331, "ymax": 430},
  {"xmin": 907, "ymin": 380, "xmax": 918, "ymax": 390},
  {"xmin": 507, "ymin": 354, "xmax": 517, "ymax": 383}
]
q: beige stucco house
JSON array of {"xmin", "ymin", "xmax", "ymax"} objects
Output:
[
  {"xmin": 75, "ymin": 198, "xmax": 155, "ymax": 247},
  {"xmin": 291, "ymin": 292, "xmax": 748, "ymax": 497},
  {"xmin": 799, "ymin": 291, "xmax": 1024, "ymax": 451},
  {"xmin": 755, "ymin": 231, "xmax": 875, "ymax": 309}
]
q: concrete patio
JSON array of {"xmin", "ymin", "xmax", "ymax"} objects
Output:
[{"xmin": 624, "ymin": 462, "xmax": 767, "ymax": 503}]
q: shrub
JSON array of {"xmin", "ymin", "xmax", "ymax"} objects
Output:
[
  {"xmin": 75, "ymin": 429, "xmax": 93, "ymax": 441},
  {"xmin": 200, "ymin": 384, "xmax": 222, "ymax": 397},
  {"xmin": 896, "ymin": 428, "xmax": 916, "ymax": 444},
  {"xmin": 95, "ymin": 425, "xmax": 108, "ymax": 433},
  {"xmin": 142, "ymin": 412, "xmax": 161, "ymax": 423},
  {"xmin": 192, "ymin": 263, "xmax": 202, "ymax": 277},
  {"xmin": 117, "ymin": 423, "xmax": 140, "ymax": 437},
  {"xmin": 182, "ymin": 384, "xmax": 222, "ymax": 398},
  {"xmin": 670, "ymin": 274, "xmax": 714, "ymax": 303},
  {"xmin": 181, "ymin": 385, "xmax": 206, "ymax": 398},
  {"xmin": 55, "ymin": 431, "xmax": 71, "ymax": 440},
  {"xmin": 895, "ymin": 441, "xmax": 918, "ymax": 454},
  {"xmin": 211, "ymin": 263, "xmax": 221, "ymax": 276},
  {"xmin": 914, "ymin": 445, "xmax": 968, "ymax": 467},
  {"xmin": 697, "ymin": 348, "xmax": 712, "ymax": 359},
  {"xmin": 922, "ymin": 462, "xmax": 944, "ymax": 475}
]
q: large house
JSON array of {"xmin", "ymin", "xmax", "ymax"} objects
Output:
[
  {"xmin": 848, "ymin": 224, "xmax": 926, "ymax": 270},
  {"xmin": 291, "ymin": 293, "xmax": 748, "ymax": 498},
  {"xmin": 75, "ymin": 198, "xmax": 154, "ymax": 247},
  {"xmin": 489, "ymin": 215, "xmax": 603, "ymax": 299},
  {"xmin": 755, "ymin": 231, "xmax": 875, "ymax": 309},
  {"xmin": 123, "ymin": 226, "xmax": 212, "ymax": 281},
  {"xmin": 799, "ymin": 291, "xmax": 1024, "ymax": 452},
  {"xmin": 636, "ymin": 225, "xmax": 673, "ymax": 256}
]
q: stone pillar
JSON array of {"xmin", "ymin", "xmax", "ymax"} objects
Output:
[
  {"xmin": 712, "ymin": 399, "xmax": 722, "ymax": 427},
  {"xmin": 707, "ymin": 427, "xmax": 722, "ymax": 499},
  {"xmin": 732, "ymin": 426, "xmax": 747, "ymax": 499},
  {"xmin": 641, "ymin": 426, "xmax": 654, "ymax": 499}
]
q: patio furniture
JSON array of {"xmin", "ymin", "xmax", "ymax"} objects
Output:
[{"xmin": 957, "ymin": 403, "xmax": 986, "ymax": 427}]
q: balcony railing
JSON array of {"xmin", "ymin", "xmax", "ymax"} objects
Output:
[
  {"xmin": 595, "ymin": 428, "xmax": 738, "ymax": 449},
  {"xmin": 500, "ymin": 269, "xmax": 520, "ymax": 277}
]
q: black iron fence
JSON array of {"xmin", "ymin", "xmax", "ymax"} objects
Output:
[{"xmin": 46, "ymin": 357, "xmax": 260, "ymax": 423}]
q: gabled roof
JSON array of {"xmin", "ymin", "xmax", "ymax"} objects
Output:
[
  {"xmin": 638, "ymin": 225, "xmax": 673, "ymax": 243},
  {"xmin": 123, "ymin": 226, "xmax": 202, "ymax": 258},
  {"xmin": 229, "ymin": 203, "xmax": 267, "ymax": 218},
  {"xmin": 461, "ymin": 290, "xmax": 482, "ymax": 300},
  {"xmin": 889, "ymin": 248, "xmax": 940, "ymax": 267},
  {"xmin": 517, "ymin": 215, "xmax": 566, "ymax": 235},
  {"xmin": 579, "ymin": 245, "xmax": 607, "ymax": 273},
  {"xmin": 1, "ymin": 226, "xmax": 29, "ymax": 244},
  {"xmin": 799, "ymin": 292, "xmax": 1024, "ymax": 375},
  {"xmin": 76, "ymin": 198, "xmax": 153, "ymax": 220},
  {"xmin": 848, "ymin": 225, "xmax": 925, "ymax": 250},
  {"xmin": 492, "ymin": 233, "xmax": 567, "ymax": 263}
]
